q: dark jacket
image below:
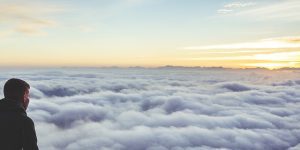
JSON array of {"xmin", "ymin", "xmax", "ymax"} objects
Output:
[{"xmin": 0, "ymin": 98, "xmax": 39, "ymax": 150}]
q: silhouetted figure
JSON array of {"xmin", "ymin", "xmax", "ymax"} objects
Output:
[{"xmin": 0, "ymin": 78, "xmax": 38, "ymax": 150}]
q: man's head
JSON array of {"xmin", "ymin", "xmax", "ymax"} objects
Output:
[{"xmin": 4, "ymin": 78, "xmax": 30, "ymax": 110}]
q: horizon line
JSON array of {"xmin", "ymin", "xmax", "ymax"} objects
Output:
[{"xmin": 0, "ymin": 65, "xmax": 299, "ymax": 70}]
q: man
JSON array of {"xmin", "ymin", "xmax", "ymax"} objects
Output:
[{"xmin": 0, "ymin": 78, "xmax": 39, "ymax": 150}]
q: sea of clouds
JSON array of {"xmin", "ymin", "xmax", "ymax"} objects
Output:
[{"xmin": 0, "ymin": 67, "xmax": 300, "ymax": 150}]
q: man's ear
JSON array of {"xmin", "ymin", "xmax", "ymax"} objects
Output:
[
  {"xmin": 23, "ymin": 89, "xmax": 30, "ymax": 110},
  {"xmin": 23, "ymin": 98, "xmax": 29, "ymax": 110}
]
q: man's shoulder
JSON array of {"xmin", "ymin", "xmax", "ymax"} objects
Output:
[{"xmin": 23, "ymin": 116, "xmax": 35, "ymax": 126}]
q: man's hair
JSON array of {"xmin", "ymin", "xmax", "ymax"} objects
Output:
[{"xmin": 4, "ymin": 78, "xmax": 30, "ymax": 100}]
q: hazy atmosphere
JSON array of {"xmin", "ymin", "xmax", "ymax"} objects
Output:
[{"xmin": 1, "ymin": 68, "xmax": 300, "ymax": 150}]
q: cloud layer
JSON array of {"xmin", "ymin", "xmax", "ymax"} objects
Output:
[{"xmin": 0, "ymin": 68, "xmax": 300, "ymax": 150}]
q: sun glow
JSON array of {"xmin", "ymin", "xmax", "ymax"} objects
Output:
[
  {"xmin": 245, "ymin": 52, "xmax": 300, "ymax": 69},
  {"xmin": 254, "ymin": 52, "xmax": 300, "ymax": 61}
]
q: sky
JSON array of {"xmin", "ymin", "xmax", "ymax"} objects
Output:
[{"xmin": 0, "ymin": 0, "xmax": 300, "ymax": 69}]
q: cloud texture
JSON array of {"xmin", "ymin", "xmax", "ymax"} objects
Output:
[
  {"xmin": 0, "ymin": 68, "xmax": 300, "ymax": 150},
  {"xmin": 0, "ymin": 0, "xmax": 63, "ymax": 36}
]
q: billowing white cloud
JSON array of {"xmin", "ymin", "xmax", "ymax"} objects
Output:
[{"xmin": 0, "ymin": 68, "xmax": 300, "ymax": 150}]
